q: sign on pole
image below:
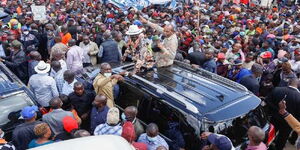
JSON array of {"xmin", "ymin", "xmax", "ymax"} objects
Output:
[{"xmin": 31, "ymin": 6, "xmax": 46, "ymax": 21}]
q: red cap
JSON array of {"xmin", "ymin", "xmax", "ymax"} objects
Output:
[
  {"xmin": 62, "ymin": 116, "xmax": 78, "ymax": 133},
  {"xmin": 107, "ymin": 13, "xmax": 115, "ymax": 18},
  {"xmin": 122, "ymin": 121, "xmax": 136, "ymax": 143},
  {"xmin": 295, "ymin": 49, "xmax": 300, "ymax": 55},
  {"xmin": 217, "ymin": 53, "xmax": 226, "ymax": 59},
  {"xmin": 260, "ymin": 51, "xmax": 272, "ymax": 59}
]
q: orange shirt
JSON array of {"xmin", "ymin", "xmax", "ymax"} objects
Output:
[{"xmin": 62, "ymin": 33, "xmax": 72, "ymax": 45}]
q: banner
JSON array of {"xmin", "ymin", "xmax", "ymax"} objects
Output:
[
  {"xmin": 31, "ymin": 6, "xmax": 46, "ymax": 21},
  {"xmin": 107, "ymin": 0, "xmax": 175, "ymax": 10}
]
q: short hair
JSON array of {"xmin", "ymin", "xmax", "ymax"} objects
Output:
[
  {"xmin": 34, "ymin": 123, "xmax": 50, "ymax": 138},
  {"xmin": 64, "ymin": 70, "xmax": 75, "ymax": 81},
  {"xmin": 146, "ymin": 123, "xmax": 159, "ymax": 133},
  {"xmin": 73, "ymin": 129, "xmax": 91, "ymax": 138},
  {"xmin": 103, "ymin": 30, "xmax": 112, "ymax": 40},
  {"xmin": 49, "ymin": 97, "xmax": 62, "ymax": 109},
  {"xmin": 74, "ymin": 82, "xmax": 84, "ymax": 88}
]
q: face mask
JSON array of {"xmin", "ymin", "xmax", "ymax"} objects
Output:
[
  {"xmin": 147, "ymin": 135, "xmax": 157, "ymax": 142},
  {"xmin": 0, "ymin": 131, "xmax": 4, "ymax": 139},
  {"xmin": 121, "ymin": 112, "xmax": 126, "ymax": 121},
  {"xmin": 13, "ymin": 25, "xmax": 18, "ymax": 29},
  {"xmin": 23, "ymin": 31, "xmax": 29, "ymax": 35},
  {"xmin": 104, "ymin": 73, "xmax": 112, "ymax": 78}
]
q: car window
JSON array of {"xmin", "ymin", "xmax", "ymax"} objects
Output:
[
  {"xmin": 218, "ymin": 106, "xmax": 268, "ymax": 146},
  {"xmin": 0, "ymin": 92, "xmax": 35, "ymax": 126}
]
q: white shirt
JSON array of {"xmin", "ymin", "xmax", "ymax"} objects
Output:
[
  {"xmin": 81, "ymin": 44, "xmax": 91, "ymax": 63},
  {"xmin": 290, "ymin": 60, "xmax": 300, "ymax": 74},
  {"xmin": 61, "ymin": 79, "xmax": 77, "ymax": 95}
]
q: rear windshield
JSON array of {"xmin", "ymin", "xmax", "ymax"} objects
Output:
[
  {"xmin": 0, "ymin": 92, "xmax": 35, "ymax": 126},
  {"xmin": 218, "ymin": 106, "xmax": 267, "ymax": 146}
]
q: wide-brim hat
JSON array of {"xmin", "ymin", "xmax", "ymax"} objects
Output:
[
  {"xmin": 126, "ymin": 25, "xmax": 143, "ymax": 35},
  {"xmin": 34, "ymin": 61, "xmax": 51, "ymax": 74}
]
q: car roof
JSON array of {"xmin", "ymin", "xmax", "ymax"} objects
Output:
[
  {"xmin": 113, "ymin": 61, "xmax": 261, "ymax": 122},
  {"xmin": 29, "ymin": 135, "xmax": 135, "ymax": 150}
]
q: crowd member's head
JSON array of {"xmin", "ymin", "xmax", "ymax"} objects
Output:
[
  {"xmin": 93, "ymin": 94, "xmax": 107, "ymax": 110},
  {"xmin": 123, "ymin": 106, "xmax": 138, "ymax": 122},
  {"xmin": 63, "ymin": 70, "xmax": 75, "ymax": 84},
  {"xmin": 205, "ymin": 50, "xmax": 214, "ymax": 60},
  {"xmin": 61, "ymin": 26, "xmax": 68, "ymax": 34},
  {"xmin": 103, "ymin": 30, "xmax": 112, "ymax": 40},
  {"xmin": 100, "ymin": 63, "xmax": 112, "ymax": 77},
  {"xmin": 59, "ymin": 94, "xmax": 73, "ymax": 111},
  {"xmin": 21, "ymin": 106, "xmax": 38, "ymax": 122},
  {"xmin": 73, "ymin": 129, "xmax": 91, "ymax": 138},
  {"xmin": 29, "ymin": 51, "xmax": 41, "ymax": 61},
  {"xmin": 54, "ymin": 36, "xmax": 62, "ymax": 44},
  {"xmin": 49, "ymin": 97, "xmax": 63, "ymax": 110},
  {"xmin": 163, "ymin": 24, "xmax": 174, "ymax": 38},
  {"xmin": 251, "ymin": 63, "xmax": 264, "ymax": 78},
  {"xmin": 288, "ymin": 77, "xmax": 299, "ymax": 88},
  {"xmin": 146, "ymin": 123, "xmax": 159, "ymax": 140},
  {"xmin": 83, "ymin": 35, "xmax": 90, "ymax": 45},
  {"xmin": 106, "ymin": 107, "xmax": 120, "ymax": 125},
  {"xmin": 156, "ymin": 146, "xmax": 168, "ymax": 150},
  {"xmin": 34, "ymin": 123, "xmax": 51, "ymax": 139},
  {"xmin": 73, "ymin": 82, "xmax": 84, "ymax": 96},
  {"xmin": 62, "ymin": 116, "xmax": 79, "ymax": 134},
  {"xmin": 11, "ymin": 40, "xmax": 22, "ymax": 52},
  {"xmin": 51, "ymin": 61, "xmax": 61, "ymax": 73},
  {"xmin": 281, "ymin": 62, "xmax": 292, "ymax": 75},
  {"xmin": 247, "ymin": 126, "xmax": 265, "ymax": 146},
  {"xmin": 68, "ymin": 39, "xmax": 76, "ymax": 47}
]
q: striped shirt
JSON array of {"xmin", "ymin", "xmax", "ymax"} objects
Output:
[{"xmin": 94, "ymin": 123, "xmax": 122, "ymax": 136}]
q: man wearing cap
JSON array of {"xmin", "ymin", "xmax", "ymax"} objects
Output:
[
  {"xmin": 94, "ymin": 107, "xmax": 122, "ymax": 136},
  {"xmin": 28, "ymin": 61, "xmax": 59, "ymax": 108},
  {"xmin": 140, "ymin": 16, "xmax": 178, "ymax": 68},
  {"xmin": 0, "ymin": 40, "xmax": 28, "ymax": 84},
  {"xmin": 201, "ymin": 132, "xmax": 234, "ymax": 150},
  {"xmin": 12, "ymin": 106, "xmax": 42, "ymax": 150},
  {"xmin": 240, "ymin": 63, "xmax": 263, "ymax": 96},
  {"xmin": 20, "ymin": 26, "xmax": 39, "ymax": 55}
]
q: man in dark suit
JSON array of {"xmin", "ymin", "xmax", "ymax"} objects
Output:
[{"xmin": 266, "ymin": 78, "xmax": 300, "ymax": 150}]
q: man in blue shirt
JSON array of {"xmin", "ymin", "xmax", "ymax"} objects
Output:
[
  {"xmin": 203, "ymin": 50, "xmax": 217, "ymax": 73},
  {"xmin": 138, "ymin": 123, "xmax": 169, "ymax": 150},
  {"xmin": 90, "ymin": 94, "xmax": 109, "ymax": 133}
]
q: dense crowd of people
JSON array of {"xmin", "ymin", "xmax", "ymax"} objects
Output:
[{"xmin": 1, "ymin": 0, "xmax": 300, "ymax": 150}]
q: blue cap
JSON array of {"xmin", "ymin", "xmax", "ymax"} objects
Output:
[
  {"xmin": 21, "ymin": 26, "xmax": 28, "ymax": 31},
  {"xmin": 21, "ymin": 106, "xmax": 38, "ymax": 119},
  {"xmin": 133, "ymin": 20, "xmax": 143, "ymax": 27},
  {"xmin": 208, "ymin": 134, "xmax": 233, "ymax": 150}
]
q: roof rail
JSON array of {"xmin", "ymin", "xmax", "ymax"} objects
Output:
[{"xmin": 173, "ymin": 61, "xmax": 248, "ymax": 92}]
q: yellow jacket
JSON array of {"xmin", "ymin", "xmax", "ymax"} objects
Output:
[{"xmin": 93, "ymin": 74, "xmax": 117, "ymax": 108}]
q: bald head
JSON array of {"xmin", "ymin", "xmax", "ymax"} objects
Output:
[
  {"xmin": 146, "ymin": 123, "xmax": 159, "ymax": 137},
  {"xmin": 248, "ymin": 126, "xmax": 265, "ymax": 145},
  {"xmin": 93, "ymin": 94, "xmax": 107, "ymax": 108},
  {"xmin": 49, "ymin": 97, "xmax": 63, "ymax": 109},
  {"xmin": 124, "ymin": 106, "xmax": 138, "ymax": 122},
  {"xmin": 54, "ymin": 36, "xmax": 62, "ymax": 43}
]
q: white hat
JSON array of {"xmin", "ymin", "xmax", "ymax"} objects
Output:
[
  {"xmin": 106, "ymin": 107, "xmax": 120, "ymax": 125},
  {"xmin": 126, "ymin": 25, "xmax": 143, "ymax": 36},
  {"xmin": 34, "ymin": 61, "xmax": 51, "ymax": 74}
]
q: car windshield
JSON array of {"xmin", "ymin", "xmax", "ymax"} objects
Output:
[{"xmin": 0, "ymin": 91, "xmax": 35, "ymax": 126}]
